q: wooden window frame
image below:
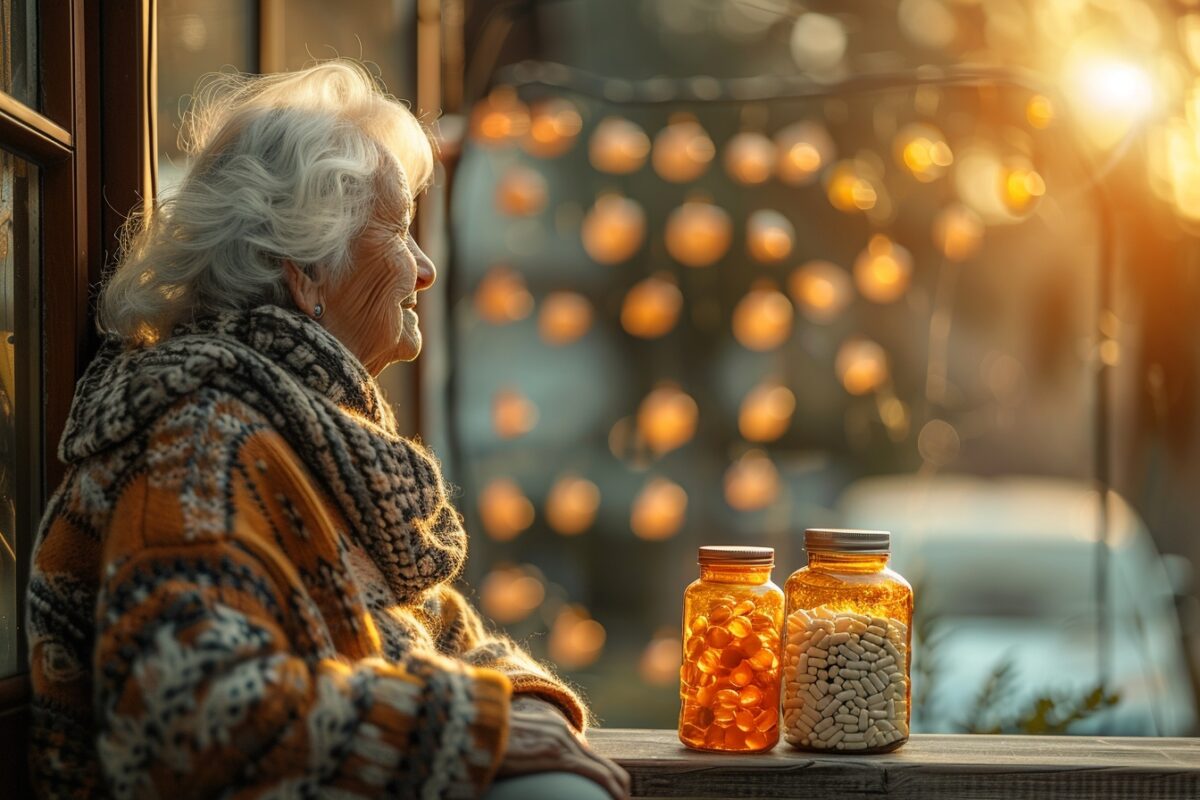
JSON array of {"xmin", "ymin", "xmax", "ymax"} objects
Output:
[{"xmin": 0, "ymin": 1, "xmax": 156, "ymax": 792}]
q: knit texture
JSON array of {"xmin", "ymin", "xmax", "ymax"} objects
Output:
[{"xmin": 27, "ymin": 305, "xmax": 587, "ymax": 798}]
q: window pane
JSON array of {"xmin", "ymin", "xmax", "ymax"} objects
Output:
[
  {"xmin": 157, "ymin": 0, "xmax": 257, "ymax": 189},
  {"xmin": 0, "ymin": 0, "xmax": 38, "ymax": 109},
  {"xmin": 0, "ymin": 149, "xmax": 37, "ymax": 679}
]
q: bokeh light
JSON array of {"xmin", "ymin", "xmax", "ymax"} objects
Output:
[
  {"xmin": 1026, "ymin": 94, "xmax": 1054, "ymax": 129},
  {"xmin": 621, "ymin": 274, "xmax": 684, "ymax": 339},
  {"xmin": 653, "ymin": 117, "xmax": 716, "ymax": 182},
  {"xmin": 492, "ymin": 387, "xmax": 539, "ymax": 439},
  {"xmin": 1000, "ymin": 160, "xmax": 1047, "ymax": 215},
  {"xmin": 917, "ymin": 418, "xmax": 962, "ymax": 466},
  {"xmin": 631, "ymin": 477, "xmax": 688, "ymax": 540},
  {"xmin": 724, "ymin": 131, "xmax": 776, "ymax": 185},
  {"xmin": 470, "ymin": 86, "xmax": 530, "ymax": 146},
  {"xmin": 495, "ymin": 166, "xmax": 548, "ymax": 216},
  {"xmin": 775, "ymin": 121, "xmax": 835, "ymax": 185},
  {"xmin": 1063, "ymin": 38, "xmax": 1156, "ymax": 148},
  {"xmin": 549, "ymin": 606, "xmax": 607, "ymax": 669},
  {"xmin": 790, "ymin": 13, "xmax": 847, "ymax": 73},
  {"xmin": 639, "ymin": 631, "xmax": 683, "ymax": 687},
  {"xmin": 745, "ymin": 210, "xmax": 795, "ymax": 264},
  {"xmin": 538, "ymin": 291, "xmax": 593, "ymax": 345},
  {"xmin": 480, "ymin": 565, "xmax": 546, "ymax": 624},
  {"xmin": 523, "ymin": 97, "xmax": 583, "ymax": 158},
  {"xmin": 637, "ymin": 383, "xmax": 699, "ymax": 455},
  {"xmin": 582, "ymin": 193, "xmax": 646, "ymax": 264},
  {"xmin": 826, "ymin": 159, "xmax": 881, "ymax": 213},
  {"xmin": 836, "ymin": 338, "xmax": 889, "ymax": 395},
  {"xmin": 665, "ymin": 201, "xmax": 733, "ymax": 267},
  {"xmin": 789, "ymin": 260, "xmax": 854, "ymax": 324},
  {"xmin": 479, "ymin": 478, "xmax": 535, "ymax": 541},
  {"xmin": 893, "ymin": 123, "xmax": 954, "ymax": 182},
  {"xmin": 955, "ymin": 147, "xmax": 1020, "ymax": 223},
  {"xmin": 738, "ymin": 381, "xmax": 796, "ymax": 442},
  {"xmin": 589, "ymin": 116, "xmax": 651, "ymax": 174},
  {"xmin": 933, "ymin": 204, "xmax": 985, "ymax": 262},
  {"xmin": 732, "ymin": 283, "xmax": 794, "ymax": 350},
  {"xmin": 898, "ymin": 0, "xmax": 957, "ymax": 50},
  {"xmin": 545, "ymin": 474, "xmax": 601, "ymax": 536},
  {"xmin": 474, "ymin": 266, "xmax": 533, "ymax": 324},
  {"xmin": 724, "ymin": 449, "xmax": 781, "ymax": 511},
  {"xmin": 854, "ymin": 235, "xmax": 913, "ymax": 304}
]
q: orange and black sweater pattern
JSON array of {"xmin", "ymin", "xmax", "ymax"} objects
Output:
[{"xmin": 26, "ymin": 306, "xmax": 586, "ymax": 798}]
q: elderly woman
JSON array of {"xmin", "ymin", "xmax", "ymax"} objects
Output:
[{"xmin": 26, "ymin": 61, "xmax": 629, "ymax": 799}]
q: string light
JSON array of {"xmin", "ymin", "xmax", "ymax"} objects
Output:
[
  {"xmin": 479, "ymin": 478, "xmax": 535, "ymax": 541},
  {"xmin": 853, "ymin": 235, "xmax": 913, "ymax": 304},
  {"xmin": 480, "ymin": 566, "xmax": 546, "ymax": 624},
  {"xmin": 789, "ymin": 260, "xmax": 853, "ymax": 323},
  {"xmin": 582, "ymin": 193, "xmax": 646, "ymax": 264},
  {"xmin": 738, "ymin": 381, "xmax": 796, "ymax": 442},
  {"xmin": 725, "ymin": 131, "xmax": 777, "ymax": 185},
  {"xmin": 732, "ymin": 282, "xmax": 794, "ymax": 351},
  {"xmin": 653, "ymin": 117, "xmax": 715, "ymax": 182},
  {"xmin": 631, "ymin": 477, "xmax": 688, "ymax": 540},
  {"xmin": 470, "ymin": 86, "xmax": 530, "ymax": 146},
  {"xmin": 589, "ymin": 116, "xmax": 651, "ymax": 174},
  {"xmin": 474, "ymin": 266, "xmax": 533, "ymax": 324},
  {"xmin": 746, "ymin": 210, "xmax": 795, "ymax": 264},
  {"xmin": 495, "ymin": 166, "xmax": 548, "ymax": 216},
  {"xmin": 724, "ymin": 449, "xmax": 781, "ymax": 511},
  {"xmin": 523, "ymin": 97, "xmax": 583, "ymax": 158},
  {"xmin": 549, "ymin": 606, "xmax": 607, "ymax": 669},
  {"xmin": 637, "ymin": 383, "xmax": 699, "ymax": 455},
  {"xmin": 545, "ymin": 475, "xmax": 601, "ymax": 535},
  {"xmin": 538, "ymin": 291, "xmax": 593, "ymax": 345},
  {"xmin": 933, "ymin": 204, "xmax": 985, "ymax": 262},
  {"xmin": 775, "ymin": 121, "xmax": 835, "ymax": 185},
  {"xmin": 836, "ymin": 338, "xmax": 889, "ymax": 395},
  {"xmin": 621, "ymin": 274, "xmax": 683, "ymax": 339},
  {"xmin": 893, "ymin": 123, "xmax": 953, "ymax": 182},
  {"xmin": 492, "ymin": 388, "xmax": 539, "ymax": 439},
  {"xmin": 665, "ymin": 201, "xmax": 733, "ymax": 267}
]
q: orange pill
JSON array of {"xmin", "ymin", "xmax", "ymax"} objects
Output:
[
  {"xmin": 748, "ymin": 648, "xmax": 777, "ymax": 671},
  {"xmin": 710, "ymin": 603, "xmax": 733, "ymax": 624},
  {"xmin": 716, "ymin": 688, "xmax": 739, "ymax": 707},
  {"xmin": 686, "ymin": 635, "xmax": 705, "ymax": 658},
  {"xmin": 729, "ymin": 662, "xmax": 748, "ymax": 690},
  {"xmin": 706, "ymin": 626, "xmax": 733, "ymax": 649},
  {"xmin": 698, "ymin": 649, "xmax": 720, "ymax": 674},
  {"xmin": 714, "ymin": 706, "xmax": 736, "ymax": 726},
  {"xmin": 741, "ymin": 633, "xmax": 762, "ymax": 656},
  {"xmin": 728, "ymin": 616, "xmax": 753, "ymax": 638},
  {"xmin": 754, "ymin": 707, "xmax": 779, "ymax": 731},
  {"xmin": 733, "ymin": 599, "xmax": 756, "ymax": 617},
  {"xmin": 690, "ymin": 615, "xmax": 709, "ymax": 635},
  {"xmin": 735, "ymin": 708, "xmax": 756, "ymax": 732},
  {"xmin": 745, "ymin": 730, "xmax": 768, "ymax": 750},
  {"xmin": 695, "ymin": 705, "xmax": 714, "ymax": 727},
  {"xmin": 679, "ymin": 663, "xmax": 697, "ymax": 687},
  {"xmin": 725, "ymin": 727, "xmax": 746, "ymax": 748},
  {"xmin": 705, "ymin": 726, "xmax": 725, "ymax": 747},
  {"xmin": 696, "ymin": 683, "xmax": 716, "ymax": 705},
  {"xmin": 738, "ymin": 684, "xmax": 763, "ymax": 708},
  {"xmin": 750, "ymin": 612, "xmax": 774, "ymax": 631},
  {"xmin": 719, "ymin": 647, "xmax": 743, "ymax": 670}
]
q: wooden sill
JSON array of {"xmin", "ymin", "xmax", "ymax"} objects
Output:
[{"xmin": 589, "ymin": 729, "xmax": 1200, "ymax": 799}]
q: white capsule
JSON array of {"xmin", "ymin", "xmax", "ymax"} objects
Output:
[
  {"xmin": 851, "ymin": 695, "xmax": 869, "ymax": 709},
  {"xmin": 858, "ymin": 709, "xmax": 869, "ymax": 729},
  {"xmin": 808, "ymin": 646, "xmax": 829, "ymax": 659},
  {"xmin": 825, "ymin": 727, "xmax": 846, "ymax": 745},
  {"xmin": 863, "ymin": 632, "xmax": 884, "ymax": 646},
  {"xmin": 868, "ymin": 672, "xmax": 886, "ymax": 693},
  {"xmin": 814, "ymin": 715, "xmax": 835, "ymax": 733},
  {"xmin": 807, "ymin": 685, "xmax": 823, "ymax": 702},
  {"xmin": 816, "ymin": 694, "xmax": 836, "ymax": 712},
  {"xmin": 875, "ymin": 655, "xmax": 895, "ymax": 670},
  {"xmin": 835, "ymin": 689, "xmax": 856, "ymax": 701},
  {"xmin": 829, "ymin": 631, "xmax": 850, "ymax": 645},
  {"xmin": 846, "ymin": 641, "xmax": 865, "ymax": 656},
  {"xmin": 794, "ymin": 673, "xmax": 816, "ymax": 684}
]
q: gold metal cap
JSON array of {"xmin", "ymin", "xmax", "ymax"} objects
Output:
[
  {"xmin": 697, "ymin": 545, "xmax": 775, "ymax": 566},
  {"xmin": 804, "ymin": 528, "xmax": 890, "ymax": 554}
]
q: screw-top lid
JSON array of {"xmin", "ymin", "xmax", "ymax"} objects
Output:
[
  {"xmin": 804, "ymin": 528, "xmax": 890, "ymax": 554},
  {"xmin": 697, "ymin": 545, "xmax": 775, "ymax": 566}
]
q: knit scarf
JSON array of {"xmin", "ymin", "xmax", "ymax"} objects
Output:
[{"xmin": 59, "ymin": 304, "xmax": 465, "ymax": 603}]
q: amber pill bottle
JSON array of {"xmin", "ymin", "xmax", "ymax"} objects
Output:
[
  {"xmin": 678, "ymin": 546, "xmax": 783, "ymax": 752},
  {"xmin": 782, "ymin": 529, "xmax": 913, "ymax": 753}
]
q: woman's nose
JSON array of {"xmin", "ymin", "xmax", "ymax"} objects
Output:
[{"xmin": 411, "ymin": 237, "xmax": 437, "ymax": 291}]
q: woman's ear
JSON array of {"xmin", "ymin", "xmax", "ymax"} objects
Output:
[{"xmin": 282, "ymin": 260, "xmax": 325, "ymax": 319}]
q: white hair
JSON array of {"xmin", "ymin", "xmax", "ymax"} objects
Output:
[{"xmin": 99, "ymin": 59, "xmax": 435, "ymax": 345}]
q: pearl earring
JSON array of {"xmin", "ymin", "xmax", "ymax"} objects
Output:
[{"xmin": 313, "ymin": 303, "xmax": 325, "ymax": 319}]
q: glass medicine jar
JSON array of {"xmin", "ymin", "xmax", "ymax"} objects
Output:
[
  {"xmin": 782, "ymin": 529, "xmax": 913, "ymax": 753},
  {"xmin": 678, "ymin": 546, "xmax": 783, "ymax": 752}
]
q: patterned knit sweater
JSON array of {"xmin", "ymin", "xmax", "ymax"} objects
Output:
[{"xmin": 26, "ymin": 306, "xmax": 586, "ymax": 799}]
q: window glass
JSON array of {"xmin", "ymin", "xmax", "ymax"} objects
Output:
[
  {"xmin": 0, "ymin": 1, "xmax": 38, "ymax": 110},
  {"xmin": 157, "ymin": 0, "xmax": 257, "ymax": 189},
  {"xmin": 0, "ymin": 149, "xmax": 37, "ymax": 679}
]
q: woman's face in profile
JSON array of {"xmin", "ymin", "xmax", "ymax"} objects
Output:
[{"xmin": 324, "ymin": 181, "xmax": 437, "ymax": 375}]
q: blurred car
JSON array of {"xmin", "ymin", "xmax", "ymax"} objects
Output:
[{"xmin": 837, "ymin": 473, "xmax": 1195, "ymax": 735}]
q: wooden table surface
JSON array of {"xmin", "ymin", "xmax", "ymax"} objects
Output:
[{"xmin": 589, "ymin": 729, "xmax": 1200, "ymax": 799}]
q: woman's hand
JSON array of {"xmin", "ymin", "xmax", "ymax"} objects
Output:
[{"xmin": 497, "ymin": 697, "xmax": 632, "ymax": 799}]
